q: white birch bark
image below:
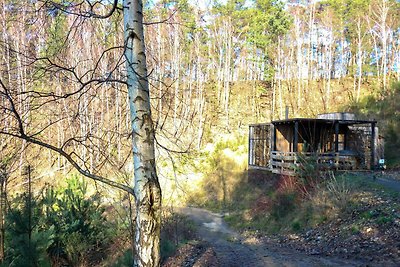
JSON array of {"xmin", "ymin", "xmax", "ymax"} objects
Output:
[
  {"xmin": 123, "ymin": 0, "xmax": 162, "ymax": 266},
  {"xmin": 356, "ymin": 17, "xmax": 364, "ymax": 102}
]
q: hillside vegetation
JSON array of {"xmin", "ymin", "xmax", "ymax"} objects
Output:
[{"xmin": 1, "ymin": 0, "xmax": 400, "ymax": 265}]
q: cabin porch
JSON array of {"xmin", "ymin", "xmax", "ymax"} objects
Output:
[{"xmin": 249, "ymin": 114, "xmax": 382, "ymax": 176}]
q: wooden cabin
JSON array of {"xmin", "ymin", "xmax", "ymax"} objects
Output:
[{"xmin": 249, "ymin": 113, "xmax": 384, "ymax": 175}]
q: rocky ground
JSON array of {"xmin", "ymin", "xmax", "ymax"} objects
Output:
[
  {"xmin": 163, "ymin": 241, "xmax": 219, "ymax": 267},
  {"xmin": 273, "ymin": 189, "xmax": 400, "ymax": 266}
]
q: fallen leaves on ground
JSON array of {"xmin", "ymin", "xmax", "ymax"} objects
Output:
[
  {"xmin": 273, "ymin": 188, "xmax": 400, "ymax": 266},
  {"xmin": 163, "ymin": 241, "xmax": 219, "ymax": 267}
]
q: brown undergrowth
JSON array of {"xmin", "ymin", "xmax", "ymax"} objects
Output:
[{"xmin": 224, "ymin": 170, "xmax": 400, "ymax": 265}]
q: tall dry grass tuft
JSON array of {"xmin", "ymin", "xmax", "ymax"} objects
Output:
[{"xmin": 325, "ymin": 171, "xmax": 353, "ymax": 210}]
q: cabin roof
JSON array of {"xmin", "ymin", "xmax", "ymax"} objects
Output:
[{"xmin": 269, "ymin": 118, "xmax": 376, "ymax": 126}]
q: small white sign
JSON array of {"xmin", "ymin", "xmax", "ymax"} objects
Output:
[{"xmin": 379, "ymin": 159, "xmax": 385, "ymax": 164}]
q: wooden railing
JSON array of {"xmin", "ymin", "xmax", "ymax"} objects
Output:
[{"xmin": 270, "ymin": 151, "xmax": 358, "ymax": 175}]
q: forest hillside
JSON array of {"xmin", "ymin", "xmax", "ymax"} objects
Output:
[{"xmin": 0, "ymin": 0, "xmax": 399, "ymax": 266}]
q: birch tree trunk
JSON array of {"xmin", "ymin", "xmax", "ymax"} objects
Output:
[
  {"xmin": 377, "ymin": 0, "xmax": 389, "ymax": 92},
  {"xmin": 307, "ymin": 2, "xmax": 315, "ymax": 81},
  {"xmin": 123, "ymin": 1, "xmax": 162, "ymax": 266},
  {"xmin": 173, "ymin": 27, "xmax": 180, "ymax": 132},
  {"xmin": 326, "ymin": 30, "xmax": 333, "ymax": 110},
  {"xmin": 295, "ymin": 15, "xmax": 302, "ymax": 115},
  {"xmin": 356, "ymin": 17, "xmax": 363, "ymax": 102}
]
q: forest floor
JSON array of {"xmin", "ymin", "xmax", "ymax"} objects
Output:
[
  {"xmin": 163, "ymin": 172, "xmax": 400, "ymax": 267},
  {"xmin": 164, "ymin": 207, "xmax": 367, "ymax": 267},
  {"xmin": 274, "ymin": 172, "xmax": 400, "ymax": 267}
]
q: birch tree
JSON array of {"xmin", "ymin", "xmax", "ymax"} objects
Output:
[
  {"xmin": 370, "ymin": 0, "xmax": 395, "ymax": 92},
  {"xmin": 0, "ymin": 0, "xmax": 162, "ymax": 265},
  {"xmin": 346, "ymin": 0, "xmax": 370, "ymax": 101},
  {"xmin": 124, "ymin": 0, "xmax": 162, "ymax": 266}
]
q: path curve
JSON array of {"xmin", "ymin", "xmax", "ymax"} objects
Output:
[
  {"xmin": 374, "ymin": 176, "xmax": 400, "ymax": 192},
  {"xmin": 178, "ymin": 207, "xmax": 366, "ymax": 267}
]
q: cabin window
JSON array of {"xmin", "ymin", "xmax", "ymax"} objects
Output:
[
  {"xmin": 249, "ymin": 124, "xmax": 271, "ymax": 168},
  {"xmin": 338, "ymin": 133, "xmax": 345, "ymax": 151}
]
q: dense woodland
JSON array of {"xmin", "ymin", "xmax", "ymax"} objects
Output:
[{"xmin": 0, "ymin": 0, "xmax": 400, "ymax": 266}]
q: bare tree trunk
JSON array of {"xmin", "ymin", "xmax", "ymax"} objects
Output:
[
  {"xmin": 272, "ymin": 75, "xmax": 276, "ymax": 121},
  {"xmin": 173, "ymin": 28, "xmax": 180, "ymax": 132},
  {"xmin": 277, "ymin": 38, "xmax": 283, "ymax": 119},
  {"xmin": 195, "ymin": 32, "xmax": 205, "ymax": 149},
  {"xmin": 367, "ymin": 15, "xmax": 381, "ymax": 84},
  {"xmin": 157, "ymin": 17, "xmax": 164, "ymax": 121},
  {"xmin": 378, "ymin": 0, "xmax": 389, "ymax": 92},
  {"xmin": 197, "ymin": 84, "xmax": 205, "ymax": 149},
  {"xmin": 15, "ymin": 14, "xmax": 28, "ymax": 173},
  {"xmin": 356, "ymin": 18, "xmax": 363, "ymax": 102},
  {"xmin": 1, "ymin": 0, "xmax": 13, "ymax": 132},
  {"xmin": 326, "ymin": 31, "xmax": 333, "ymax": 110},
  {"xmin": 0, "ymin": 166, "xmax": 6, "ymax": 263},
  {"xmin": 396, "ymin": 36, "xmax": 400, "ymax": 81},
  {"xmin": 123, "ymin": 1, "xmax": 162, "ymax": 266},
  {"xmin": 294, "ymin": 15, "xmax": 302, "ymax": 115},
  {"xmin": 307, "ymin": 3, "xmax": 315, "ymax": 81},
  {"xmin": 224, "ymin": 18, "xmax": 232, "ymax": 126}
]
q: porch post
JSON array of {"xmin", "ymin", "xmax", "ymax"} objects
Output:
[
  {"xmin": 248, "ymin": 126, "xmax": 252, "ymax": 166},
  {"xmin": 273, "ymin": 124, "xmax": 277, "ymax": 151},
  {"xmin": 293, "ymin": 121, "xmax": 299, "ymax": 152},
  {"xmin": 371, "ymin": 122, "xmax": 376, "ymax": 170},
  {"xmin": 334, "ymin": 121, "xmax": 339, "ymax": 152}
]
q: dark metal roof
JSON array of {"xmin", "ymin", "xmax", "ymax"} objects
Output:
[
  {"xmin": 248, "ymin": 122, "xmax": 271, "ymax": 126},
  {"xmin": 271, "ymin": 118, "xmax": 376, "ymax": 125}
]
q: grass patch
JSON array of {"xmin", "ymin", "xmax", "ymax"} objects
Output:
[
  {"xmin": 222, "ymin": 170, "xmax": 399, "ymax": 235},
  {"xmin": 350, "ymin": 224, "xmax": 361, "ymax": 234},
  {"xmin": 270, "ymin": 191, "xmax": 297, "ymax": 220}
]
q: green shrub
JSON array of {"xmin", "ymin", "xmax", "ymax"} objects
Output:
[
  {"xmin": 3, "ymin": 175, "xmax": 116, "ymax": 266},
  {"xmin": 291, "ymin": 220, "xmax": 302, "ymax": 232},
  {"xmin": 376, "ymin": 215, "xmax": 393, "ymax": 225},
  {"xmin": 160, "ymin": 239, "xmax": 176, "ymax": 260},
  {"xmin": 3, "ymin": 193, "xmax": 53, "ymax": 267},
  {"xmin": 110, "ymin": 250, "xmax": 133, "ymax": 267},
  {"xmin": 350, "ymin": 225, "xmax": 360, "ymax": 234},
  {"xmin": 160, "ymin": 211, "xmax": 197, "ymax": 262},
  {"xmin": 271, "ymin": 192, "xmax": 297, "ymax": 220},
  {"xmin": 42, "ymin": 175, "xmax": 112, "ymax": 265}
]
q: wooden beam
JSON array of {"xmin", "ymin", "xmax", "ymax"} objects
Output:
[
  {"xmin": 248, "ymin": 126, "xmax": 252, "ymax": 166},
  {"xmin": 334, "ymin": 121, "xmax": 339, "ymax": 152},
  {"xmin": 293, "ymin": 121, "xmax": 299, "ymax": 152},
  {"xmin": 371, "ymin": 122, "xmax": 376, "ymax": 170}
]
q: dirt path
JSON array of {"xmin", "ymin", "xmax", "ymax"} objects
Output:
[
  {"xmin": 372, "ymin": 171, "xmax": 400, "ymax": 192},
  {"xmin": 178, "ymin": 207, "xmax": 366, "ymax": 267},
  {"xmin": 375, "ymin": 177, "xmax": 400, "ymax": 191}
]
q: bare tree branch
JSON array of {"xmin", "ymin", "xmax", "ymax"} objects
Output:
[
  {"xmin": 41, "ymin": 0, "xmax": 120, "ymax": 19},
  {"xmin": 0, "ymin": 78, "xmax": 134, "ymax": 195}
]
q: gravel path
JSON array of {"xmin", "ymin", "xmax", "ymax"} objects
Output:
[
  {"xmin": 375, "ymin": 177, "xmax": 400, "ymax": 191},
  {"xmin": 178, "ymin": 207, "xmax": 366, "ymax": 267}
]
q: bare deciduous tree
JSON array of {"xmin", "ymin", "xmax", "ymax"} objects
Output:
[{"xmin": 0, "ymin": 0, "xmax": 162, "ymax": 265}]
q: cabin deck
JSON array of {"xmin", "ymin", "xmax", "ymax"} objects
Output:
[
  {"xmin": 248, "ymin": 113, "xmax": 383, "ymax": 176},
  {"xmin": 270, "ymin": 151, "xmax": 358, "ymax": 176}
]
